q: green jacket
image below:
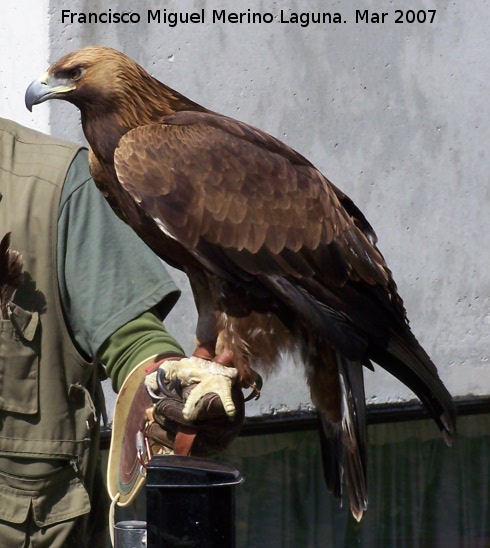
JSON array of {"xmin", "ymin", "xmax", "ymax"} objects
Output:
[{"xmin": 0, "ymin": 118, "xmax": 98, "ymax": 528}]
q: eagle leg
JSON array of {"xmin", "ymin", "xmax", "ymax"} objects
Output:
[
  {"xmin": 192, "ymin": 341, "xmax": 217, "ymax": 361},
  {"xmin": 192, "ymin": 333, "xmax": 262, "ymax": 400}
]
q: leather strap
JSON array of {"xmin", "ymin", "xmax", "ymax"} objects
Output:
[{"xmin": 174, "ymin": 426, "xmax": 198, "ymax": 456}]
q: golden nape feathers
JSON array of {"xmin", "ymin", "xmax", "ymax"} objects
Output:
[{"xmin": 0, "ymin": 233, "xmax": 24, "ymax": 319}]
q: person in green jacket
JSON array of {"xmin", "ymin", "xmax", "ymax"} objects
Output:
[{"xmin": 0, "ymin": 118, "xmax": 187, "ymax": 546}]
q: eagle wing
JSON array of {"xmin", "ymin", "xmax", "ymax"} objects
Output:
[{"xmin": 114, "ymin": 111, "xmax": 390, "ymax": 291}]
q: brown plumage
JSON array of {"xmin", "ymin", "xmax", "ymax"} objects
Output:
[
  {"xmin": 0, "ymin": 232, "xmax": 24, "ymax": 319},
  {"xmin": 26, "ymin": 46, "xmax": 455, "ymax": 520}
]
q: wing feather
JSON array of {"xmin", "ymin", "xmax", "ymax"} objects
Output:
[{"xmin": 114, "ymin": 112, "xmax": 390, "ymax": 289}]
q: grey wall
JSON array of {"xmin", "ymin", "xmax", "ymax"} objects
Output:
[{"xmin": 40, "ymin": 0, "xmax": 489, "ymax": 415}]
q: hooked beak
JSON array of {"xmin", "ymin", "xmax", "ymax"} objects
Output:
[{"xmin": 25, "ymin": 72, "xmax": 76, "ymax": 111}]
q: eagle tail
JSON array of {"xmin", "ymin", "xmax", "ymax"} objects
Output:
[
  {"xmin": 0, "ymin": 233, "xmax": 24, "ymax": 318},
  {"xmin": 372, "ymin": 331, "xmax": 456, "ymax": 444}
]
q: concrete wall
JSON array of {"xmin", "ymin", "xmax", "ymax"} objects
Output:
[
  {"xmin": 1, "ymin": 1, "xmax": 50, "ymax": 131},
  {"xmin": 3, "ymin": 1, "xmax": 489, "ymax": 416}
]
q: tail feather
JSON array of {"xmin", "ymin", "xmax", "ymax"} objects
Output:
[
  {"xmin": 318, "ymin": 416, "xmax": 343, "ymax": 500},
  {"xmin": 371, "ymin": 332, "xmax": 456, "ymax": 443},
  {"xmin": 338, "ymin": 355, "xmax": 368, "ymax": 521},
  {"xmin": 316, "ymin": 353, "xmax": 368, "ymax": 522}
]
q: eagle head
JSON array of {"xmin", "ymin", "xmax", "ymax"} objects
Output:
[
  {"xmin": 25, "ymin": 46, "xmax": 202, "ymax": 132},
  {"xmin": 25, "ymin": 46, "xmax": 142, "ymax": 114}
]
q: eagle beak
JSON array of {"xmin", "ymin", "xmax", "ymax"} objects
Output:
[{"xmin": 25, "ymin": 72, "xmax": 76, "ymax": 111}]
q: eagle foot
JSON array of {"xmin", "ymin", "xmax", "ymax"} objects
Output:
[{"xmin": 145, "ymin": 356, "xmax": 238, "ymax": 421}]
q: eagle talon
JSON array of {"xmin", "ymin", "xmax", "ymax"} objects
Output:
[
  {"xmin": 145, "ymin": 368, "xmax": 176, "ymax": 400},
  {"xmin": 155, "ymin": 368, "xmax": 184, "ymax": 399},
  {"xmin": 156, "ymin": 368, "xmax": 166, "ymax": 393},
  {"xmin": 169, "ymin": 376, "xmax": 183, "ymax": 397},
  {"xmin": 155, "ymin": 368, "xmax": 177, "ymax": 399},
  {"xmin": 145, "ymin": 384, "xmax": 165, "ymax": 401},
  {"xmin": 243, "ymin": 374, "xmax": 263, "ymax": 402}
]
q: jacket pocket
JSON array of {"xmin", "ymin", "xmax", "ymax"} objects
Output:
[
  {"xmin": 0, "ymin": 308, "xmax": 39, "ymax": 414},
  {"xmin": 0, "ymin": 462, "xmax": 90, "ymax": 526}
]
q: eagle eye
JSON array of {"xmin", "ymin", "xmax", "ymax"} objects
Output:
[{"xmin": 67, "ymin": 67, "xmax": 83, "ymax": 81}]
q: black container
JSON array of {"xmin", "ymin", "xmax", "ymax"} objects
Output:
[{"xmin": 146, "ymin": 455, "xmax": 243, "ymax": 548}]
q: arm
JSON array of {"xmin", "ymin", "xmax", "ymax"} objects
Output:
[
  {"xmin": 58, "ymin": 148, "xmax": 181, "ymax": 360},
  {"xmin": 98, "ymin": 308, "xmax": 184, "ymax": 392}
]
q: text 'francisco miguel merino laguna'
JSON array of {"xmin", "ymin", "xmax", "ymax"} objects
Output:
[{"xmin": 61, "ymin": 9, "xmax": 347, "ymax": 26}]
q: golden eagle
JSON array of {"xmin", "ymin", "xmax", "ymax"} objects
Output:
[{"xmin": 26, "ymin": 47, "xmax": 455, "ymax": 519}]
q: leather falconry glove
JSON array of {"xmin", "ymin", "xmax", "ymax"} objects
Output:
[{"xmin": 107, "ymin": 353, "xmax": 246, "ymax": 510}]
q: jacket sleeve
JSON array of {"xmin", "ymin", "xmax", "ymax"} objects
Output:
[{"xmin": 98, "ymin": 308, "xmax": 185, "ymax": 392}]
